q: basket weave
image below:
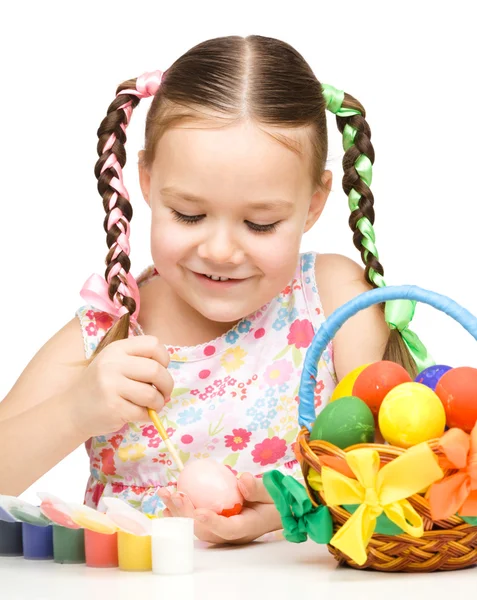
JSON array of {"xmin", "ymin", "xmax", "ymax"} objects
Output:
[
  {"xmin": 297, "ymin": 428, "xmax": 477, "ymax": 572},
  {"xmin": 296, "ymin": 285, "xmax": 477, "ymax": 572}
]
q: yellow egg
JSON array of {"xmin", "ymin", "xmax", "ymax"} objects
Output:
[
  {"xmin": 330, "ymin": 364, "xmax": 371, "ymax": 402},
  {"xmin": 378, "ymin": 382, "xmax": 446, "ymax": 448}
]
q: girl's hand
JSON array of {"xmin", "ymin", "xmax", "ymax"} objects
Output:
[
  {"xmin": 158, "ymin": 472, "xmax": 282, "ymax": 544},
  {"xmin": 68, "ymin": 335, "xmax": 175, "ymax": 438}
]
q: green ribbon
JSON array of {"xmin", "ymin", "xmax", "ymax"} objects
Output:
[
  {"xmin": 263, "ymin": 470, "xmax": 333, "ymax": 544},
  {"xmin": 322, "ymin": 82, "xmax": 434, "ymax": 373},
  {"xmin": 385, "ymin": 299, "xmax": 435, "ymax": 372},
  {"xmin": 343, "ymin": 504, "xmax": 404, "ymax": 535},
  {"xmin": 460, "ymin": 515, "xmax": 477, "ymax": 526}
]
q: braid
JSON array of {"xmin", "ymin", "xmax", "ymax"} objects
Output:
[
  {"xmin": 86, "ymin": 72, "xmax": 163, "ymax": 360},
  {"xmin": 337, "ymin": 105, "xmax": 385, "ymax": 289},
  {"xmin": 322, "ymin": 84, "xmax": 421, "ymax": 377},
  {"xmin": 95, "ymin": 87, "xmax": 139, "ymax": 318}
]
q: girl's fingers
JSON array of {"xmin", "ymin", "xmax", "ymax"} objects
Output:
[
  {"xmin": 193, "ymin": 509, "xmax": 245, "ymax": 541},
  {"xmin": 119, "ymin": 378, "xmax": 165, "ymax": 412},
  {"xmin": 122, "ymin": 355, "xmax": 175, "ymax": 398},
  {"xmin": 238, "ymin": 472, "xmax": 273, "ymax": 504},
  {"xmin": 156, "ymin": 490, "xmax": 194, "ymax": 518},
  {"xmin": 117, "ymin": 335, "xmax": 171, "ymax": 367}
]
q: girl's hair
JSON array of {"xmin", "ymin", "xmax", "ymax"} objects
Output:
[{"xmin": 87, "ymin": 34, "xmax": 418, "ymax": 376}]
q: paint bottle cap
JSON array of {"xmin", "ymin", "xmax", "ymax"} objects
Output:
[
  {"xmin": 0, "ymin": 495, "xmax": 18, "ymax": 523},
  {"xmin": 37, "ymin": 493, "xmax": 81, "ymax": 529},
  {"xmin": 151, "ymin": 517, "xmax": 194, "ymax": 575},
  {"xmin": 4, "ymin": 497, "xmax": 51, "ymax": 527},
  {"xmin": 69, "ymin": 503, "xmax": 118, "ymax": 534},
  {"xmin": 101, "ymin": 497, "xmax": 152, "ymax": 536}
]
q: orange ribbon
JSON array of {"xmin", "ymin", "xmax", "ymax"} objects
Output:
[{"xmin": 428, "ymin": 424, "xmax": 477, "ymax": 520}]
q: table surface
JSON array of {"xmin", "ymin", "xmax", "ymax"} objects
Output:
[{"xmin": 0, "ymin": 538, "xmax": 475, "ymax": 600}]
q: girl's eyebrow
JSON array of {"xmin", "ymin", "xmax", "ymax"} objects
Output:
[{"xmin": 160, "ymin": 186, "xmax": 293, "ymax": 210}]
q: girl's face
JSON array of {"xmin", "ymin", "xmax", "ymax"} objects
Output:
[{"xmin": 139, "ymin": 120, "xmax": 331, "ymax": 325}]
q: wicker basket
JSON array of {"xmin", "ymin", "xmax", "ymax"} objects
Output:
[{"xmin": 296, "ymin": 285, "xmax": 477, "ymax": 572}]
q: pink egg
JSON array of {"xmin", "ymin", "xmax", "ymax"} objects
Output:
[{"xmin": 177, "ymin": 458, "xmax": 244, "ymax": 516}]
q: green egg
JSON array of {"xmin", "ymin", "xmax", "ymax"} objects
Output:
[{"xmin": 310, "ymin": 396, "xmax": 375, "ymax": 449}]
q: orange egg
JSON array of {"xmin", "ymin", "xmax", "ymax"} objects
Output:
[
  {"xmin": 435, "ymin": 366, "xmax": 477, "ymax": 432},
  {"xmin": 352, "ymin": 360, "xmax": 412, "ymax": 416}
]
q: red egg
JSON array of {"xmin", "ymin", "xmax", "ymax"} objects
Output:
[
  {"xmin": 352, "ymin": 360, "xmax": 412, "ymax": 415},
  {"xmin": 435, "ymin": 366, "xmax": 477, "ymax": 432}
]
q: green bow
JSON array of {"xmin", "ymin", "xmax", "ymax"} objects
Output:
[
  {"xmin": 262, "ymin": 470, "xmax": 333, "ymax": 544},
  {"xmin": 385, "ymin": 299, "xmax": 434, "ymax": 372}
]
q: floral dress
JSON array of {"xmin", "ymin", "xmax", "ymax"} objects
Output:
[{"xmin": 76, "ymin": 251, "xmax": 337, "ymax": 516}]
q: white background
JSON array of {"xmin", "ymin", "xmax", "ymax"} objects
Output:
[{"xmin": 1, "ymin": 0, "xmax": 476, "ymax": 504}]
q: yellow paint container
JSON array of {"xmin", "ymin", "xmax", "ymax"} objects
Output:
[{"xmin": 117, "ymin": 531, "xmax": 152, "ymax": 571}]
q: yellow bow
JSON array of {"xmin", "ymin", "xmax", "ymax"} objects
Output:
[{"xmin": 321, "ymin": 442, "xmax": 444, "ymax": 565}]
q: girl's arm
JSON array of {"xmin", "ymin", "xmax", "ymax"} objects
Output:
[
  {"xmin": 0, "ymin": 318, "xmax": 88, "ymax": 495},
  {"xmin": 0, "ymin": 391, "xmax": 87, "ymax": 496},
  {"xmin": 314, "ymin": 252, "xmax": 390, "ymax": 381}
]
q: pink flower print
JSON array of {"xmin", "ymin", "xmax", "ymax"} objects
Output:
[
  {"xmin": 264, "ymin": 359, "xmax": 293, "ymax": 387},
  {"xmin": 111, "ymin": 483, "xmax": 126, "ymax": 494},
  {"xmin": 284, "ymin": 459, "xmax": 298, "ymax": 470},
  {"xmin": 166, "ymin": 427, "xmax": 175, "ymax": 437},
  {"xmin": 110, "ymin": 434, "xmax": 123, "ymax": 450},
  {"xmin": 224, "ymin": 428, "xmax": 252, "ymax": 451},
  {"xmin": 218, "ymin": 389, "xmax": 225, "ymax": 396},
  {"xmin": 191, "ymin": 389, "xmax": 200, "ymax": 395},
  {"xmin": 315, "ymin": 380, "xmax": 324, "ymax": 394},
  {"xmin": 95, "ymin": 312, "xmax": 114, "ymax": 331},
  {"xmin": 86, "ymin": 309, "xmax": 95, "ymax": 320},
  {"xmin": 281, "ymin": 284, "xmax": 292, "ymax": 296},
  {"xmin": 199, "ymin": 393, "xmax": 209, "ymax": 400},
  {"xmin": 252, "ymin": 437, "xmax": 287, "ymax": 466},
  {"xmin": 213, "ymin": 379, "xmax": 222, "ymax": 387},
  {"xmin": 85, "ymin": 322, "xmax": 98, "ymax": 336},
  {"xmin": 100, "ymin": 448, "xmax": 116, "ymax": 476},
  {"xmin": 287, "ymin": 319, "xmax": 314, "ymax": 349},
  {"xmin": 205, "ymin": 386, "xmax": 214, "ymax": 394},
  {"xmin": 148, "ymin": 437, "xmax": 161, "ymax": 448},
  {"xmin": 92, "ymin": 483, "xmax": 105, "ymax": 507},
  {"xmin": 142, "ymin": 425, "xmax": 157, "ymax": 438},
  {"xmin": 228, "ymin": 378, "xmax": 237, "ymax": 386}
]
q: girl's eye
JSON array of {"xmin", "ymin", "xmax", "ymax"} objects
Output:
[
  {"xmin": 171, "ymin": 210, "xmax": 280, "ymax": 233},
  {"xmin": 172, "ymin": 210, "xmax": 205, "ymax": 224},
  {"xmin": 245, "ymin": 221, "xmax": 280, "ymax": 234}
]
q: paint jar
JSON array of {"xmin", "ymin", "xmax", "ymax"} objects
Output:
[
  {"xmin": 22, "ymin": 523, "xmax": 53, "ymax": 560},
  {"xmin": 151, "ymin": 517, "xmax": 194, "ymax": 575},
  {"xmin": 84, "ymin": 530, "xmax": 118, "ymax": 568},
  {"xmin": 52, "ymin": 525, "xmax": 85, "ymax": 564},
  {"xmin": 117, "ymin": 531, "xmax": 152, "ymax": 571},
  {"xmin": 0, "ymin": 521, "xmax": 23, "ymax": 556}
]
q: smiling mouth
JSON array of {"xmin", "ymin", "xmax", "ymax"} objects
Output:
[
  {"xmin": 193, "ymin": 271, "xmax": 248, "ymax": 284},
  {"xmin": 203, "ymin": 274, "xmax": 233, "ymax": 282}
]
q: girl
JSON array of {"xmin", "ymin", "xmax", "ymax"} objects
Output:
[{"xmin": 0, "ymin": 35, "xmax": 429, "ymax": 544}]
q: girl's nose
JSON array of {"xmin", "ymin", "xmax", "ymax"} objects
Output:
[{"xmin": 197, "ymin": 227, "xmax": 244, "ymax": 264}]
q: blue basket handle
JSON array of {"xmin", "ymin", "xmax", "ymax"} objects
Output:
[{"xmin": 298, "ymin": 284, "xmax": 477, "ymax": 431}]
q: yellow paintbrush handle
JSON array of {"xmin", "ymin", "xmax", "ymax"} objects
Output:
[{"xmin": 147, "ymin": 408, "xmax": 184, "ymax": 472}]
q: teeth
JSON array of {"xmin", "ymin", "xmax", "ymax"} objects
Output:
[{"xmin": 205, "ymin": 274, "xmax": 230, "ymax": 281}]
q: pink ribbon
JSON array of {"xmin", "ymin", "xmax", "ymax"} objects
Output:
[
  {"xmin": 80, "ymin": 271, "xmax": 141, "ymax": 321},
  {"xmin": 117, "ymin": 70, "xmax": 163, "ymax": 99}
]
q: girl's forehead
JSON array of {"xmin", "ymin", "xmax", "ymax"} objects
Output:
[{"xmin": 152, "ymin": 120, "xmax": 313, "ymax": 188}]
